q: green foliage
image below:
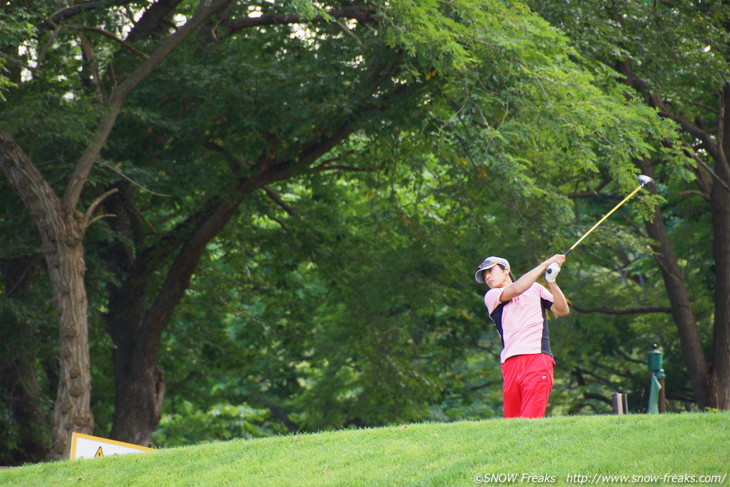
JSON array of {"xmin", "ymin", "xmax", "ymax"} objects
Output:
[
  {"xmin": 0, "ymin": 0, "xmax": 710, "ymax": 457},
  {"xmin": 0, "ymin": 264, "xmax": 56, "ymax": 464},
  {"xmin": 0, "ymin": 64, "xmax": 14, "ymax": 101},
  {"xmin": 0, "ymin": 7, "xmax": 37, "ymax": 47},
  {"xmin": 532, "ymin": 0, "xmax": 730, "ymax": 110},
  {"xmin": 525, "ymin": 0, "xmax": 727, "ymax": 413},
  {"xmin": 152, "ymin": 400, "xmax": 280, "ymax": 447}
]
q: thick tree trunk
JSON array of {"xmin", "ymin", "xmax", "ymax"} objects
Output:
[
  {"xmin": 47, "ymin": 223, "xmax": 94, "ymax": 459},
  {"xmin": 107, "ymin": 195, "xmax": 243, "ymax": 445},
  {"xmin": 636, "ymin": 160, "xmax": 710, "ymax": 408},
  {"xmin": 709, "ymin": 84, "xmax": 730, "ymax": 409},
  {"xmin": 0, "ymin": 132, "xmax": 94, "ymax": 460},
  {"xmin": 109, "ymin": 343, "xmax": 166, "ymax": 447},
  {"xmin": 107, "ymin": 272, "xmax": 166, "ymax": 446}
]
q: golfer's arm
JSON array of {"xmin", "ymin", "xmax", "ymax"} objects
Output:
[
  {"xmin": 547, "ymin": 282, "xmax": 569, "ymax": 316},
  {"xmin": 499, "ymin": 262, "xmax": 550, "ymax": 302}
]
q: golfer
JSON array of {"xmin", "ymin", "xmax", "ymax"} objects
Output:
[{"xmin": 475, "ymin": 254, "xmax": 569, "ymax": 418}]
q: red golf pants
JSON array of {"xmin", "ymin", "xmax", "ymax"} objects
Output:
[{"xmin": 501, "ymin": 353, "xmax": 554, "ymax": 418}]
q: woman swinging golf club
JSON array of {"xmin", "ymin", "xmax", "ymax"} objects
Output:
[
  {"xmin": 475, "ymin": 175, "xmax": 653, "ymax": 418},
  {"xmin": 475, "ymin": 255, "xmax": 569, "ymax": 418}
]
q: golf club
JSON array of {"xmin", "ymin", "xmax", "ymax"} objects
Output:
[{"xmin": 546, "ymin": 174, "xmax": 654, "ymax": 278}]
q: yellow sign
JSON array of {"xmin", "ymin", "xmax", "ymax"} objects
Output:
[{"xmin": 70, "ymin": 432, "xmax": 154, "ymax": 460}]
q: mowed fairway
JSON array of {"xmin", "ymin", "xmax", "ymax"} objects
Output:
[{"xmin": 2, "ymin": 412, "xmax": 728, "ymax": 487}]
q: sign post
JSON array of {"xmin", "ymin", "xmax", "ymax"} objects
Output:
[{"xmin": 70, "ymin": 432, "xmax": 154, "ymax": 460}]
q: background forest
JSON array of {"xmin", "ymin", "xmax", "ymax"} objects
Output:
[{"xmin": 1, "ymin": 0, "xmax": 728, "ymax": 465}]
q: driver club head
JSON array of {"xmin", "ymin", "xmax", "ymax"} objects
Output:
[{"xmin": 638, "ymin": 175, "xmax": 654, "ymax": 186}]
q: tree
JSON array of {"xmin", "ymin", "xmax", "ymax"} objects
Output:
[
  {"xmin": 0, "ymin": 0, "xmax": 236, "ymax": 460},
  {"xmin": 529, "ymin": 0, "xmax": 730, "ymax": 409},
  {"xmin": 99, "ymin": 0, "xmax": 679, "ymax": 443},
  {"xmin": 0, "ymin": 0, "xmax": 680, "ymax": 462}
]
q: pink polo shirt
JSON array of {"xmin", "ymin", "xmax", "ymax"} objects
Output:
[{"xmin": 484, "ymin": 283, "xmax": 555, "ymax": 363}]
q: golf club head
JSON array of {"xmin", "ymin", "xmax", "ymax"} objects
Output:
[{"xmin": 638, "ymin": 175, "xmax": 653, "ymax": 186}]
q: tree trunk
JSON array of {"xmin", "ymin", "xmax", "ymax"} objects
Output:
[
  {"xmin": 107, "ymin": 270, "xmax": 166, "ymax": 446},
  {"xmin": 109, "ymin": 341, "xmax": 166, "ymax": 447},
  {"xmin": 709, "ymin": 84, "xmax": 730, "ymax": 409},
  {"xmin": 107, "ymin": 195, "xmax": 243, "ymax": 445},
  {"xmin": 636, "ymin": 159, "xmax": 710, "ymax": 408},
  {"xmin": 0, "ymin": 132, "xmax": 94, "ymax": 460},
  {"xmin": 47, "ymin": 222, "xmax": 94, "ymax": 459}
]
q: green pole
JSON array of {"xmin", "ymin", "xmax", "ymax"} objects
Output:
[
  {"xmin": 648, "ymin": 375, "xmax": 662, "ymax": 414},
  {"xmin": 647, "ymin": 344, "xmax": 665, "ymax": 414}
]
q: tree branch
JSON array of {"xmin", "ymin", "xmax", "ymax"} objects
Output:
[
  {"xmin": 222, "ymin": 6, "xmax": 375, "ymax": 34},
  {"xmin": 467, "ymin": 379, "xmax": 500, "ymax": 392},
  {"xmin": 315, "ymin": 164, "xmax": 371, "ymax": 172},
  {"xmin": 574, "ymin": 367, "xmax": 623, "ymax": 388},
  {"xmin": 84, "ymin": 188, "xmax": 119, "ymax": 228},
  {"xmin": 78, "ymin": 31, "xmax": 104, "ymax": 101},
  {"xmin": 70, "ymin": 25, "xmax": 150, "ymax": 59},
  {"xmin": 263, "ymin": 186, "xmax": 301, "ymax": 217},
  {"xmin": 658, "ymin": 104, "xmax": 722, "ymax": 161},
  {"xmin": 43, "ymin": 1, "xmax": 119, "ymax": 29},
  {"xmin": 204, "ymin": 141, "xmax": 249, "ymax": 173},
  {"xmin": 333, "ymin": 19, "xmax": 364, "ymax": 46},
  {"xmin": 583, "ymin": 392, "xmax": 612, "ymax": 405},
  {"xmin": 0, "ymin": 132, "xmax": 62, "ymax": 239},
  {"xmin": 36, "ymin": 23, "xmax": 63, "ymax": 68},
  {"xmin": 0, "ymin": 51, "xmax": 37, "ymax": 72},
  {"xmin": 101, "ymin": 162, "xmax": 171, "ymax": 197},
  {"xmin": 677, "ymin": 141, "xmax": 713, "ymax": 199},
  {"xmin": 126, "ymin": 0, "xmax": 185, "ymax": 43},
  {"xmin": 571, "ymin": 304, "xmax": 672, "ymax": 315},
  {"xmin": 615, "ymin": 61, "xmax": 724, "ymax": 169},
  {"xmin": 62, "ymin": 0, "xmax": 234, "ymax": 210},
  {"xmin": 567, "ymin": 180, "xmax": 612, "ymax": 199}
]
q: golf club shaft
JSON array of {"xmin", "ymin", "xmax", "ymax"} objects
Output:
[{"xmin": 563, "ymin": 183, "xmax": 645, "ymax": 256}]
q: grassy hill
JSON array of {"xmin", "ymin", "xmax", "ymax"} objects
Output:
[{"xmin": 2, "ymin": 412, "xmax": 728, "ymax": 486}]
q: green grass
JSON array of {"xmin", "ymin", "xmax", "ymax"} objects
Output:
[{"xmin": 2, "ymin": 412, "xmax": 729, "ymax": 486}]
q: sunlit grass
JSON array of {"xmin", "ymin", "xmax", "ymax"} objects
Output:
[{"xmin": 2, "ymin": 412, "xmax": 728, "ymax": 486}]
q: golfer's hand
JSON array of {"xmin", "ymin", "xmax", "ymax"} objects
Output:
[
  {"xmin": 545, "ymin": 262, "xmax": 561, "ymax": 282},
  {"xmin": 544, "ymin": 254, "xmax": 565, "ymax": 282}
]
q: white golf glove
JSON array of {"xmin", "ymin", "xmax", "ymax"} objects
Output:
[{"xmin": 545, "ymin": 262, "xmax": 561, "ymax": 282}]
